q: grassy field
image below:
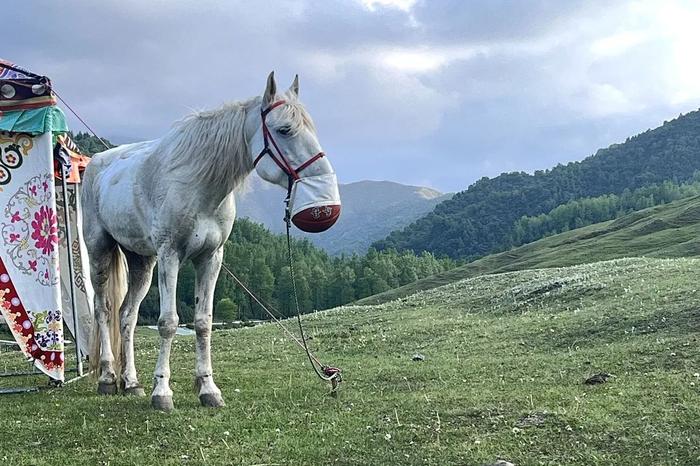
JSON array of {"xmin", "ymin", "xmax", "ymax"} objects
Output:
[
  {"xmin": 1, "ymin": 257, "xmax": 698, "ymax": 465},
  {"xmin": 357, "ymin": 195, "xmax": 700, "ymax": 306}
]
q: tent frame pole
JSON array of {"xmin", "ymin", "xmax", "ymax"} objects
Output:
[{"xmin": 60, "ymin": 178, "xmax": 84, "ymax": 377}]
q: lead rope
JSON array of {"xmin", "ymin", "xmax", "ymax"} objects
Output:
[
  {"xmin": 283, "ymin": 201, "xmax": 342, "ymax": 392},
  {"xmin": 219, "ymin": 199, "xmax": 342, "ymax": 394}
]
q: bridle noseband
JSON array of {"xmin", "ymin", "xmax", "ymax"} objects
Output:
[{"xmin": 253, "ymin": 100, "xmax": 326, "ymax": 186}]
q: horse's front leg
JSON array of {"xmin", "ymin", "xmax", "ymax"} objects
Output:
[
  {"xmin": 193, "ymin": 247, "xmax": 225, "ymax": 408},
  {"xmin": 151, "ymin": 250, "xmax": 180, "ymax": 412}
]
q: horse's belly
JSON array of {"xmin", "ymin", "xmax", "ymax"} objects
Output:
[{"xmin": 101, "ymin": 204, "xmax": 155, "ymax": 256}]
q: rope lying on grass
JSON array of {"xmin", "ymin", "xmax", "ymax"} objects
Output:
[{"xmin": 221, "ymin": 262, "xmax": 342, "ymax": 393}]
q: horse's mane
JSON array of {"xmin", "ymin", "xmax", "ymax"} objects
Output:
[
  {"xmin": 274, "ymin": 99, "xmax": 316, "ymax": 135},
  {"xmin": 154, "ymin": 95, "xmax": 316, "ymax": 192},
  {"xmin": 156, "ymin": 98, "xmax": 258, "ymax": 191}
]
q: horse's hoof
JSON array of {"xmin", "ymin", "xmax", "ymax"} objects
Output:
[
  {"xmin": 97, "ymin": 382, "xmax": 117, "ymax": 395},
  {"xmin": 123, "ymin": 386, "xmax": 146, "ymax": 397},
  {"xmin": 151, "ymin": 395, "xmax": 174, "ymax": 412},
  {"xmin": 199, "ymin": 393, "xmax": 225, "ymax": 408}
]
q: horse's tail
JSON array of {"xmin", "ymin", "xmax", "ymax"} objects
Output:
[{"xmin": 89, "ymin": 246, "xmax": 128, "ymax": 377}]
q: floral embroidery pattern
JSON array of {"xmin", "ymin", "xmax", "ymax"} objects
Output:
[
  {"xmin": 0, "ymin": 131, "xmax": 64, "ymax": 381},
  {"xmin": 31, "ymin": 205, "xmax": 58, "ymax": 255},
  {"xmin": 1, "ymin": 173, "xmax": 59, "ymax": 286}
]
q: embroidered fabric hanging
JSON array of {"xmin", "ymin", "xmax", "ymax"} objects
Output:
[{"xmin": 0, "ymin": 131, "xmax": 64, "ymax": 380}]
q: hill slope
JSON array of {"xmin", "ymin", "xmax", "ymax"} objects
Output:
[
  {"xmin": 236, "ymin": 177, "xmax": 452, "ymax": 255},
  {"xmin": 358, "ymin": 194, "xmax": 700, "ymax": 305},
  {"xmin": 2, "ymin": 258, "xmax": 698, "ymax": 464},
  {"xmin": 374, "ymin": 109, "xmax": 700, "ymax": 259}
]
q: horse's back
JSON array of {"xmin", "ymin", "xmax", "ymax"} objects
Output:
[
  {"xmin": 82, "ymin": 140, "xmax": 160, "ymax": 256},
  {"xmin": 86, "ymin": 140, "xmax": 156, "ymax": 177}
]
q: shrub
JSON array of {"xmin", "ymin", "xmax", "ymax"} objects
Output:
[{"xmin": 215, "ymin": 298, "xmax": 238, "ymax": 322}]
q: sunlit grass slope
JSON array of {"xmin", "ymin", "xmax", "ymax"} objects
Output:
[{"xmin": 357, "ymin": 195, "xmax": 700, "ymax": 306}]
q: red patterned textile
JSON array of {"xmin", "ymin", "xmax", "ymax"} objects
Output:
[{"xmin": 0, "ymin": 256, "xmax": 64, "ymax": 371}]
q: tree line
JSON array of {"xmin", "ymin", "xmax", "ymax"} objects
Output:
[
  {"xmin": 71, "ymin": 131, "xmax": 116, "ymax": 153},
  {"xmin": 136, "ymin": 219, "xmax": 455, "ymax": 324},
  {"xmin": 510, "ymin": 175, "xmax": 700, "ymax": 246}
]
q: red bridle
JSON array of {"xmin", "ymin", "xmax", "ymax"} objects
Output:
[{"xmin": 253, "ymin": 100, "xmax": 326, "ymax": 182}]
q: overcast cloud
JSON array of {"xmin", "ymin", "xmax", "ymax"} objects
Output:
[{"xmin": 5, "ymin": 0, "xmax": 700, "ymax": 191}]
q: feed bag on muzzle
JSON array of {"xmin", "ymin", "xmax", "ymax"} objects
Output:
[{"xmin": 288, "ymin": 173, "xmax": 341, "ymax": 233}]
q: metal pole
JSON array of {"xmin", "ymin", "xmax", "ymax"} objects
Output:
[
  {"xmin": 60, "ymin": 176, "xmax": 83, "ymax": 376},
  {"xmin": 0, "ymin": 387, "xmax": 40, "ymax": 395}
]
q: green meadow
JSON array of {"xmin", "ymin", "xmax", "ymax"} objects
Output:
[{"xmin": 2, "ymin": 257, "xmax": 698, "ymax": 465}]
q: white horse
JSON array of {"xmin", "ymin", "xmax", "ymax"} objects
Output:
[{"xmin": 81, "ymin": 73, "xmax": 341, "ymax": 411}]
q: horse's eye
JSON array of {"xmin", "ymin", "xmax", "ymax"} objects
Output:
[{"xmin": 278, "ymin": 126, "xmax": 292, "ymax": 136}]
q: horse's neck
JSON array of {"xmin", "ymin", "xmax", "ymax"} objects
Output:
[{"xmin": 155, "ymin": 99, "xmax": 261, "ymax": 211}]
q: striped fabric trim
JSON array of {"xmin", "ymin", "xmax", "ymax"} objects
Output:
[
  {"xmin": 56, "ymin": 134, "xmax": 80, "ymax": 154},
  {"xmin": 0, "ymin": 95, "xmax": 57, "ymax": 112}
]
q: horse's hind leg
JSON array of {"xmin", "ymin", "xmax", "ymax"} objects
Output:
[
  {"xmin": 87, "ymin": 232, "xmax": 120, "ymax": 395},
  {"xmin": 193, "ymin": 248, "xmax": 225, "ymax": 408},
  {"xmin": 119, "ymin": 251, "xmax": 156, "ymax": 396}
]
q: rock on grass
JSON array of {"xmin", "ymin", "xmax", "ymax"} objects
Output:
[{"xmin": 584, "ymin": 372, "xmax": 612, "ymax": 385}]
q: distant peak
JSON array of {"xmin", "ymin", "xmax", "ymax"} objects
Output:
[{"xmin": 343, "ymin": 179, "xmax": 444, "ymax": 195}]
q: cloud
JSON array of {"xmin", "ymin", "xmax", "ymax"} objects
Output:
[
  {"xmin": 3, "ymin": 0, "xmax": 700, "ymax": 191},
  {"xmin": 359, "ymin": 0, "xmax": 418, "ymax": 12},
  {"xmin": 590, "ymin": 31, "xmax": 649, "ymax": 58}
]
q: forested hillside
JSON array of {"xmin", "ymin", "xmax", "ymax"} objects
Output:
[
  {"xmin": 71, "ymin": 131, "xmax": 115, "ymax": 153},
  {"xmin": 136, "ymin": 219, "xmax": 454, "ymax": 324},
  {"xmin": 511, "ymin": 175, "xmax": 700, "ymax": 246},
  {"xmin": 374, "ymin": 109, "xmax": 700, "ymax": 259}
]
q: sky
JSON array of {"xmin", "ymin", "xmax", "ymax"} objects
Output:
[{"xmin": 5, "ymin": 0, "xmax": 700, "ymax": 192}]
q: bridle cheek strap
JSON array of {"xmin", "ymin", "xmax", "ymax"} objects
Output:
[
  {"xmin": 295, "ymin": 151, "xmax": 325, "ymax": 173},
  {"xmin": 253, "ymin": 100, "xmax": 326, "ymax": 182}
]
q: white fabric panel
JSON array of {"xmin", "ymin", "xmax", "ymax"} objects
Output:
[
  {"xmin": 56, "ymin": 184, "xmax": 94, "ymax": 357},
  {"xmin": 288, "ymin": 173, "xmax": 341, "ymax": 217}
]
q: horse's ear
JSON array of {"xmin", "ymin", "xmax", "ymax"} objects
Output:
[
  {"xmin": 263, "ymin": 71, "xmax": 277, "ymax": 106},
  {"xmin": 289, "ymin": 74, "xmax": 299, "ymax": 97}
]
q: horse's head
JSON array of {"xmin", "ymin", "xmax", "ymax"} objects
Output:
[{"xmin": 249, "ymin": 72, "xmax": 341, "ymax": 233}]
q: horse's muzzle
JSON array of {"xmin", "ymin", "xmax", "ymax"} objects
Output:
[
  {"xmin": 292, "ymin": 204, "xmax": 341, "ymax": 232},
  {"xmin": 288, "ymin": 173, "xmax": 341, "ymax": 233}
]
